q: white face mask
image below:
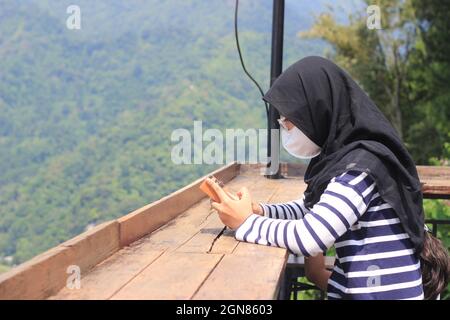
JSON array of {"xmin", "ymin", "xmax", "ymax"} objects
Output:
[{"xmin": 278, "ymin": 117, "xmax": 321, "ymax": 159}]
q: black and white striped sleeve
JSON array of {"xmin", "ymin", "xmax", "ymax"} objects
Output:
[
  {"xmin": 234, "ymin": 171, "xmax": 377, "ymax": 257},
  {"xmin": 259, "ymin": 196, "xmax": 309, "ymax": 220}
]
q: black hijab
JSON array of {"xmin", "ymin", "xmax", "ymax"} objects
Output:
[{"xmin": 262, "ymin": 56, "xmax": 425, "ymax": 254}]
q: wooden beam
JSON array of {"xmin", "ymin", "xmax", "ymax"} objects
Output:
[
  {"xmin": 417, "ymin": 166, "xmax": 450, "ymax": 198},
  {"xmin": 49, "ymin": 249, "xmax": 165, "ymax": 300},
  {"xmin": 0, "ymin": 221, "xmax": 119, "ymax": 300},
  {"xmin": 118, "ymin": 162, "xmax": 240, "ymax": 247},
  {"xmin": 192, "ymin": 253, "xmax": 288, "ymax": 300}
]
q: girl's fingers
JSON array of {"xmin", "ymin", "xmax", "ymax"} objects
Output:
[
  {"xmin": 239, "ymin": 187, "xmax": 250, "ymax": 200},
  {"xmin": 211, "ymin": 201, "xmax": 224, "ymax": 212},
  {"xmin": 224, "ymin": 188, "xmax": 239, "ymax": 200},
  {"xmin": 206, "ymin": 178, "xmax": 229, "ymax": 201}
]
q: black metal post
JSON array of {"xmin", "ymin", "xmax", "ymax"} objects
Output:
[{"xmin": 266, "ymin": 0, "xmax": 284, "ymax": 179}]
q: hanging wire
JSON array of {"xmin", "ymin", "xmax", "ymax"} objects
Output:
[{"xmin": 234, "ymin": 0, "xmax": 269, "ymax": 117}]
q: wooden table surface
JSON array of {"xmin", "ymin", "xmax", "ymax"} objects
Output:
[{"xmin": 50, "ymin": 166, "xmax": 306, "ymax": 300}]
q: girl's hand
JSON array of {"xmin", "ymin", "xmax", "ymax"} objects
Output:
[
  {"xmin": 205, "ymin": 178, "xmax": 253, "ymax": 230},
  {"xmin": 252, "ymin": 202, "xmax": 264, "ymax": 215},
  {"xmin": 232, "ymin": 190, "xmax": 263, "ymax": 216}
]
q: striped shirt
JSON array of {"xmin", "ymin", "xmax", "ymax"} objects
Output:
[{"xmin": 234, "ymin": 170, "xmax": 424, "ymax": 300}]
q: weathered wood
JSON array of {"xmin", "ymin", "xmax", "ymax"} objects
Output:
[
  {"xmin": 111, "ymin": 252, "xmax": 223, "ymax": 300},
  {"xmin": 128, "ymin": 200, "xmax": 215, "ymax": 252},
  {"xmin": 192, "ymin": 254, "xmax": 288, "ymax": 300},
  {"xmin": 208, "ymin": 227, "xmax": 239, "ymax": 254},
  {"xmin": 49, "ymin": 168, "xmax": 303, "ymax": 300},
  {"xmin": 0, "ymin": 220, "xmax": 119, "ymax": 300},
  {"xmin": 417, "ymin": 165, "xmax": 450, "ymax": 179},
  {"xmin": 233, "ymin": 240, "xmax": 287, "ymax": 258},
  {"xmin": 0, "ymin": 246, "xmax": 73, "ymax": 300},
  {"xmin": 59, "ymin": 220, "xmax": 120, "ymax": 274},
  {"xmin": 243, "ymin": 163, "xmax": 450, "ymax": 197},
  {"xmin": 49, "ymin": 248, "xmax": 165, "ymax": 300},
  {"xmin": 417, "ymin": 165, "xmax": 450, "ymax": 198},
  {"xmin": 118, "ymin": 162, "xmax": 240, "ymax": 247},
  {"xmin": 176, "ymin": 213, "xmax": 230, "ymax": 254},
  {"xmin": 240, "ymin": 162, "xmax": 308, "ymax": 177}
]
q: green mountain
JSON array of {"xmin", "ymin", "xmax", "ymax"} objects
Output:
[{"xmin": 0, "ymin": 0, "xmax": 334, "ymax": 266}]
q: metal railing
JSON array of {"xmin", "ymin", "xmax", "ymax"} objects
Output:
[{"xmin": 425, "ymin": 218, "xmax": 450, "ymax": 237}]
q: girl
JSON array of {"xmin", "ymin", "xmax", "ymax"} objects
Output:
[{"xmin": 206, "ymin": 56, "xmax": 449, "ymax": 300}]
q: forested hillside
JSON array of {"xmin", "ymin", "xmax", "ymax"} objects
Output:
[{"xmin": 0, "ymin": 0, "xmax": 334, "ymax": 267}]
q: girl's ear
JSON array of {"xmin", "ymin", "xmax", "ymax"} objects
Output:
[{"xmin": 284, "ymin": 120, "xmax": 295, "ymax": 131}]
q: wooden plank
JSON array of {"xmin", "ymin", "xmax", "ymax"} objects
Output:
[
  {"xmin": 243, "ymin": 164, "xmax": 450, "ymax": 197},
  {"xmin": 49, "ymin": 248, "xmax": 165, "ymax": 300},
  {"xmin": 118, "ymin": 162, "xmax": 240, "ymax": 247},
  {"xmin": 50, "ymin": 173, "xmax": 263, "ymax": 299},
  {"xmin": 111, "ymin": 252, "xmax": 223, "ymax": 300},
  {"xmin": 0, "ymin": 246, "xmax": 73, "ymax": 300},
  {"xmin": 240, "ymin": 162, "xmax": 308, "ymax": 177},
  {"xmin": 421, "ymin": 179, "xmax": 450, "ymax": 198},
  {"xmin": 414, "ymin": 166, "xmax": 450, "ymax": 198},
  {"xmin": 417, "ymin": 165, "xmax": 450, "ymax": 179},
  {"xmin": 208, "ymin": 227, "xmax": 239, "ymax": 254},
  {"xmin": 267, "ymin": 177, "xmax": 306, "ymax": 202},
  {"xmin": 233, "ymin": 240, "xmax": 288, "ymax": 258},
  {"xmin": 192, "ymin": 254, "xmax": 288, "ymax": 300},
  {"xmin": 231, "ymin": 230, "xmax": 287, "ymax": 283},
  {"xmin": 59, "ymin": 220, "xmax": 120, "ymax": 274},
  {"xmin": 176, "ymin": 213, "xmax": 229, "ymax": 253},
  {"xmin": 0, "ymin": 220, "xmax": 119, "ymax": 300},
  {"xmin": 129, "ymin": 200, "xmax": 216, "ymax": 252}
]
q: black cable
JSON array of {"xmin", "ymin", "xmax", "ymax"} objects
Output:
[{"xmin": 234, "ymin": 0, "xmax": 269, "ymax": 116}]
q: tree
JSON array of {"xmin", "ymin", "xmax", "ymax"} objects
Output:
[
  {"xmin": 405, "ymin": 0, "xmax": 450, "ymax": 164},
  {"xmin": 301, "ymin": 0, "xmax": 417, "ymax": 140}
]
